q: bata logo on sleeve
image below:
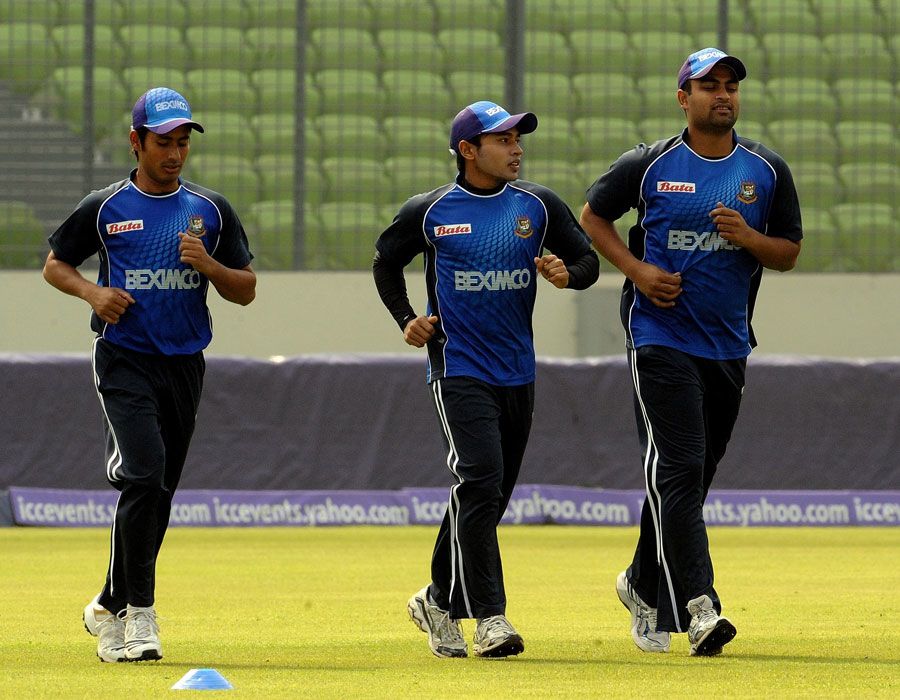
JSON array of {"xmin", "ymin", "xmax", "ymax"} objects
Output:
[
  {"xmin": 657, "ymin": 181, "xmax": 696, "ymax": 193},
  {"xmin": 434, "ymin": 223, "xmax": 472, "ymax": 237},
  {"xmin": 106, "ymin": 220, "xmax": 144, "ymax": 235}
]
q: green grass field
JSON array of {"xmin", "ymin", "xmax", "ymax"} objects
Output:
[{"xmin": 1, "ymin": 526, "xmax": 898, "ymax": 698}]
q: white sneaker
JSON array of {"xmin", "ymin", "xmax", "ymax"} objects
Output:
[
  {"xmin": 83, "ymin": 593, "xmax": 106, "ymax": 637},
  {"xmin": 615, "ymin": 571, "xmax": 670, "ymax": 653},
  {"xmin": 122, "ymin": 605, "xmax": 162, "ymax": 661},
  {"xmin": 687, "ymin": 594, "xmax": 736, "ymax": 656},
  {"xmin": 407, "ymin": 587, "xmax": 467, "ymax": 658},
  {"xmin": 473, "ymin": 614, "xmax": 524, "ymax": 658}
]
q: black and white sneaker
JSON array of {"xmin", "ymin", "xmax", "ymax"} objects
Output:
[
  {"xmin": 473, "ymin": 615, "xmax": 524, "ymax": 658},
  {"xmin": 687, "ymin": 595, "xmax": 736, "ymax": 656},
  {"xmin": 407, "ymin": 587, "xmax": 468, "ymax": 658}
]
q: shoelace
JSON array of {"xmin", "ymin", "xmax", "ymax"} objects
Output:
[
  {"xmin": 119, "ymin": 608, "xmax": 159, "ymax": 641},
  {"xmin": 479, "ymin": 615, "xmax": 513, "ymax": 639},
  {"xmin": 435, "ymin": 610, "xmax": 465, "ymax": 645},
  {"xmin": 96, "ymin": 613, "xmax": 125, "ymax": 640}
]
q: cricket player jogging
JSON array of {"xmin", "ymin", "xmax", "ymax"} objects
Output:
[
  {"xmin": 42, "ymin": 87, "xmax": 256, "ymax": 662},
  {"xmin": 374, "ymin": 101, "xmax": 599, "ymax": 658},
  {"xmin": 580, "ymin": 49, "xmax": 803, "ymax": 656}
]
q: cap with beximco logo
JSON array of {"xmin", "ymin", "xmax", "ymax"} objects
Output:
[
  {"xmin": 131, "ymin": 87, "xmax": 204, "ymax": 134},
  {"xmin": 677, "ymin": 48, "xmax": 747, "ymax": 89}
]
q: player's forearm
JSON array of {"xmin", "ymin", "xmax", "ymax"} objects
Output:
[
  {"xmin": 42, "ymin": 253, "xmax": 96, "ymax": 302},
  {"xmin": 207, "ymin": 264, "xmax": 256, "ymax": 305},
  {"xmin": 580, "ymin": 205, "xmax": 640, "ymax": 279},
  {"xmin": 741, "ymin": 232, "xmax": 801, "ymax": 272}
]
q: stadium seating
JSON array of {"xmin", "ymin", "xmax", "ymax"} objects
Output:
[
  {"xmin": 524, "ymin": 30, "xmax": 573, "ymax": 74},
  {"xmin": 630, "ymin": 32, "xmax": 697, "ymax": 80},
  {"xmin": 255, "ymin": 155, "xmax": 326, "ymax": 205},
  {"xmin": 814, "ymin": 0, "xmax": 885, "ymax": 36},
  {"xmin": 252, "ymin": 113, "xmax": 319, "ymax": 158},
  {"xmin": 0, "ymin": 22, "xmax": 56, "ymax": 94},
  {"xmin": 115, "ymin": 0, "xmax": 188, "ymax": 28},
  {"xmin": 524, "ymin": 158, "xmax": 585, "ymax": 211},
  {"xmin": 735, "ymin": 120, "xmax": 766, "ymax": 142},
  {"xmin": 311, "ymin": 28, "xmax": 380, "ymax": 71},
  {"xmin": 574, "ymin": 116, "xmax": 642, "ymax": 163},
  {"xmin": 0, "ymin": 1, "xmax": 59, "ymax": 24},
  {"xmin": 182, "ymin": 0, "xmax": 247, "ymax": 29},
  {"xmin": 118, "ymin": 25, "xmax": 189, "ymax": 71},
  {"xmin": 385, "ymin": 155, "xmax": 455, "ymax": 202},
  {"xmin": 55, "ymin": 0, "xmax": 121, "ymax": 26},
  {"xmin": 523, "ymin": 72, "xmax": 576, "ymax": 118},
  {"xmin": 246, "ymin": 27, "xmax": 302, "ymax": 72},
  {"xmin": 191, "ymin": 111, "xmax": 257, "ymax": 159},
  {"xmin": 381, "ymin": 116, "xmax": 450, "ymax": 158},
  {"xmin": 122, "ymin": 67, "xmax": 189, "ymax": 100},
  {"xmin": 377, "ymin": 30, "xmax": 447, "ymax": 73},
  {"xmin": 837, "ymin": 162, "xmax": 898, "ymax": 205},
  {"xmin": 314, "ymin": 201, "xmax": 383, "ymax": 269},
  {"xmin": 0, "ymin": 200, "xmax": 46, "ymax": 268},
  {"xmin": 380, "ymin": 70, "xmax": 454, "ymax": 121},
  {"xmin": 187, "ymin": 27, "xmax": 250, "ymax": 71},
  {"xmin": 637, "ymin": 117, "xmax": 687, "ymax": 143},
  {"xmin": 760, "ymin": 34, "xmax": 831, "ymax": 80},
  {"xmin": 823, "ymin": 33, "xmax": 894, "ymax": 81},
  {"xmin": 186, "ymin": 154, "xmax": 260, "ymax": 215},
  {"xmin": 572, "ymin": 73, "xmax": 642, "ymax": 121},
  {"xmin": 315, "ymin": 69, "xmax": 384, "ymax": 118},
  {"xmin": 637, "ymin": 75, "xmax": 683, "ymax": 120},
  {"xmin": 436, "ymin": 29, "xmax": 505, "ymax": 73},
  {"xmin": 321, "ymin": 157, "xmax": 390, "ymax": 204},
  {"xmin": 766, "ymin": 78, "xmax": 837, "ymax": 122},
  {"xmin": 245, "ymin": 199, "xmax": 300, "ymax": 270},
  {"xmin": 432, "ymin": 0, "xmax": 505, "ymax": 33},
  {"xmin": 835, "ymin": 121, "xmax": 896, "ymax": 164},
  {"xmin": 314, "ymin": 113, "xmax": 383, "ymax": 160},
  {"xmin": 306, "ymin": 0, "xmax": 374, "ymax": 30},
  {"xmin": 519, "ymin": 116, "xmax": 576, "ymax": 161},
  {"xmin": 446, "ymin": 71, "xmax": 506, "ymax": 108},
  {"xmin": 252, "ymin": 70, "xmax": 321, "ymax": 117},
  {"xmin": 50, "ymin": 24, "xmax": 123, "ymax": 69},
  {"xmin": 792, "ymin": 160, "xmax": 843, "ymax": 209},
  {"xmin": 767, "ymin": 118, "xmax": 839, "ymax": 165},
  {"xmin": 244, "ymin": 0, "xmax": 294, "ymax": 28},
  {"xmin": 533, "ymin": 0, "xmax": 627, "ymax": 33},
  {"xmin": 33, "ymin": 66, "xmax": 128, "ymax": 139},
  {"xmin": 792, "ymin": 208, "xmax": 839, "ymax": 272},
  {"xmin": 694, "ymin": 32, "xmax": 768, "ymax": 81},
  {"xmin": 831, "ymin": 203, "xmax": 898, "ymax": 272},
  {"xmin": 620, "ymin": 1, "xmax": 687, "ymax": 35},
  {"xmin": 749, "ymin": 0, "xmax": 819, "ymax": 35},
  {"xmin": 834, "ymin": 78, "xmax": 895, "ymax": 122},
  {"xmin": 569, "ymin": 30, "xmax": 632, "ymax": 76},
  {"xmin": 370, "ymin": 0, "xmax": 437, "ymax": 32}
]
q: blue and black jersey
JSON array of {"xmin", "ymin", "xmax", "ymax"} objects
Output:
[
  {"xmin": 48, "ymin": 172, "xmax": 253, "ymax": 355},
  {"xmin": 586, "ymin": 129, "xmax": 802, "ymax": 360},
  {"xmin": 374, "ymin": 176, "xmax": 599, "ymax": 386}
]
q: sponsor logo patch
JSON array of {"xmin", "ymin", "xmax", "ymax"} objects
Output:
[
  {"xmin": 514, "ymin": 215, "xmax": 533, "ymax": 238},
  {"xmin": 737, "ymin": 181, "xmax": 758, "ymax": 204},
  {"xmin": 124, "ymin": 268, "xmax": 203, "ymax": 290},
  {"xmin": 667, "ymin": 229, "xmax": 740, "ymax": 252},
  {"xmin": 434, "ymin": 223, "xmax": 472, "ymax": 237},
  {"xmin": 454, "ymin": 268, "xmax": 532, "ymax": 291},
  {"xmin": 106, "ymin": 220, "xmax": 144, "ymax": 235},
  {"xmin": 657, "ymin": 181, "xmax": 696, "ymax": 193}
]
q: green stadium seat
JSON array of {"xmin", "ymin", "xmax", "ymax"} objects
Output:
[
  {"xmin": 437, "ymin": 29, "xmax": 505, "ymax": 73},
  {"xmin": 118, "ymin": 25, "xmax": 189, "ymax": 70},
  {"xmin": 831, "ymin": 203, "xmax": 898, "ymax": 272},
  {"xmin": 121, "ymin": 67, "xmax": 189, "ymax": 102},
  {"xmin": 252, "ymin": 113, "xmax": 319, "ymax": 157},
  {"xmin": 185, "ymin": 69, "xmax": 256, "ymax": 115},
  {"xmin": 823, "ymin": 33, "xmax": 894, "ymax": 80},
  {"xmin": 186, "ymin": 154, "xmax": 260, "ymax": 216},
  {"xmin": 813, "ymin": 0, "xmax": 885, "ymax": 35},
  {"xmin": 33, "ymin": 66, "xmax": 128, "ymax": 139},
  {"xmin": 321, "ymin": 157, "xmax": 389, "ymax": 204},
  {"xmin": 246, "ymin": 27, "xmax": 303, "ymax": 72},
  {"xmin": 115, "ymin": 1, "xmax": 188, "ymax": 27},
  {"xmin": 767, "ymin": 118, "xmax": 839, "ymax": 165},
  {"xmin": 385, "ymin": 156, "xmax": 455, "ymax": 202},
  {"xmin": 834, "ymin": 78, "xmax": 896, "ymax": 122},
  {"xmin": 244, "ymin": 0, "xmax": 294, "ymax": 28},
  {"xmin": 766, "ymin": 78, "xmax": 837, "ymax": 122},
  {"xmin": 735, "ymin": 120, "xmax": 767, "ymax": 142},
  {"xmin": 694, "ymin": 32, "xmax": 768, "ymax": 81},
  {"xmin": 0, "ymin": 1, "xmax": 59, "ymax": 25},
  {"xmin": 838, "ymin": 162, "xmax": 899, "ymax": 205},
  {"xmin": 381, "ymin": 70, "xmax": 455, "ymax": 121},
  {"xmin": 191, "ymin": 111, "xmax": 257, "ymax": 159},
  {"xmin": 574, "ymin": 116, "xmax": 642, "ymax": 164},
  {"xmin": 630, "ymin": 32, "xmax": 697, "ymax": 79},
  {"xmin": 0, "ymin": 23, "xmax": 56, "ymax": 94},
  {"xmin": 792, "ymin": 208, "xmax": 840, "ymax": 272},
  {"xmin": 183, "ymin": 0, "xmax": 247, "ymax": 28},
  {"xmin": 835, "ymin": 120, "xmax": 896, "ymax": 164},
  {"xmin": 381, "ymin": 116, "xmax": 450, "ymax": 158},
  {"xmin": 541, "ymin": 0, "xmax": 627, "ymax": 34},
  {"xmin": 637, "ymin": 74, "xmax": 683, "ymax": 120},
  {"xmin": 377, "ymin": 30, "xmax": 447, "ymax": 73},
  {"xmin": 314, "ymin": 201, "xmax": 382, "ymax": 270},
  {"xmin": 732, "ymin": 81, "xmax": 770, "ymax": 125},
  {"xmin": 0, "ymin": 200, "xmax": 46, "ymax": 269},
  {"xmin": 188, "ymin": 27, "xmax": 251, "ymax": 70},
  {"xmin": 245, "ymin": 199, "xmax": 302, "ymax": 270},
  {"xmin": 314, "ymin": 113, "xmax": 384, "ymax": 160},
  {"xmin": 306, "ymin": 0, "xmax": 373, "ymax": 30},
  {"xmin": 256, "ymin": 155, "xmax": 327, "ymax": 205},
  {"xmin": 523, "ymin": 72, "xmax": 576, "ymax": 119},
  {"xmin": 50, "ymin": 24, "xmax": 124, "ymax": 69},
  {"xmin": 311, "ymin": 28, "xmax": 380, "ymax": 71},
  {"xmin": 791, "ymin": 161, "xmax": 843, "ymax": 209},
  {"xmin": 446, "ymin": 71, "xmax": 506, "ymax": 108},
  {"xmin": 637, "ymin": 117, "xmax": 687, "ymax": 143},
  {"xmin": 620, "ymin": 1, "xmax": 687, "ymax": 34},
  {"xmin": 760, "ymin": 34, "xmax": 830, "ymax": 80},
  {"xmin": 520, "ymin": 116, "xmax": 576, "ymax": 161},
  {"xmin": 524, "ymin": 158, "xmax": 585, "ymax": 212},
  {"xmin": 525, "ymin": 31, "xmax": 572, "ymax": 74},
  {"xmin": 569, "ymin": 30, "xmax": 631, "ymax": 75},
  {"xmin": 572, "ymin": 73, "xmax": 642, "ymax": 121},
  {"xmin": 56, "ymin": 0, "xmax": 122, "ymax": 26},
  {"xmin": 252, "ymin": 70, "xmax": 321, "ymax": 117},
  {"xmin": 315, "ymin": 69, "xmax": 385, "ymax": 118},
  {"xmin": 370, "ymin": 0, "xmax": 437, "ymax": 31},
  {"xmin": 750, "ymin": 0, "xmax": 819, "ymax": 35},
  {"xmin": 432, "ymin": 0, "xmax": 505, "ymax": 33}
]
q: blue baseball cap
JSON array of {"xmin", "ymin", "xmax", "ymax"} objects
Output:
[
  {"xmin": 131, "ymin": 87, "xmax": 204, "ymax": 134},
  {"xmin": 449, "ymin": 100, "xmax": 538, "ymax": 154},
  {"xmin": 677, "ymin": 48, "xmax": 747, "ymax": 89}
]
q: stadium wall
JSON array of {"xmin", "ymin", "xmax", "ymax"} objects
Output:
[{"xmin": 2, "ymin": 271, "xmax": 899, "ymax": 358}]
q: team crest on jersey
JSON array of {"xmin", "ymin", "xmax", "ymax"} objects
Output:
[
  {"xmin": 514, "ymin": 216, "xmax": 533, "ymax": 238},
  {"xmin": 186, "ymin": 214, "xmax": 207, "ymax": 238},
  {"xmin": 737, "ymin": 181, "xmax": 758, "ymax": 204}
]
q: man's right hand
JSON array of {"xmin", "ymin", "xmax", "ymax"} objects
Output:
[
  {"xmin": 403, "ymin": 315, "xmax": 439, "ymax": 347},
  {"xmin": 88, "ymin": 287, "xmax": 135, "ymax": 324},
  {"xmin": 632, "ymin": 262, "xmax": 682, "ymax": 308}
]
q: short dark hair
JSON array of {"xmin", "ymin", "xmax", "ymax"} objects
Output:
[
  {"xmin": 132, "ymin": 126, "xmax": 149, "ymax": 161},
  {"xmin": 455, "ymin": 134, "xmax": 482, "ymax": 174}
]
